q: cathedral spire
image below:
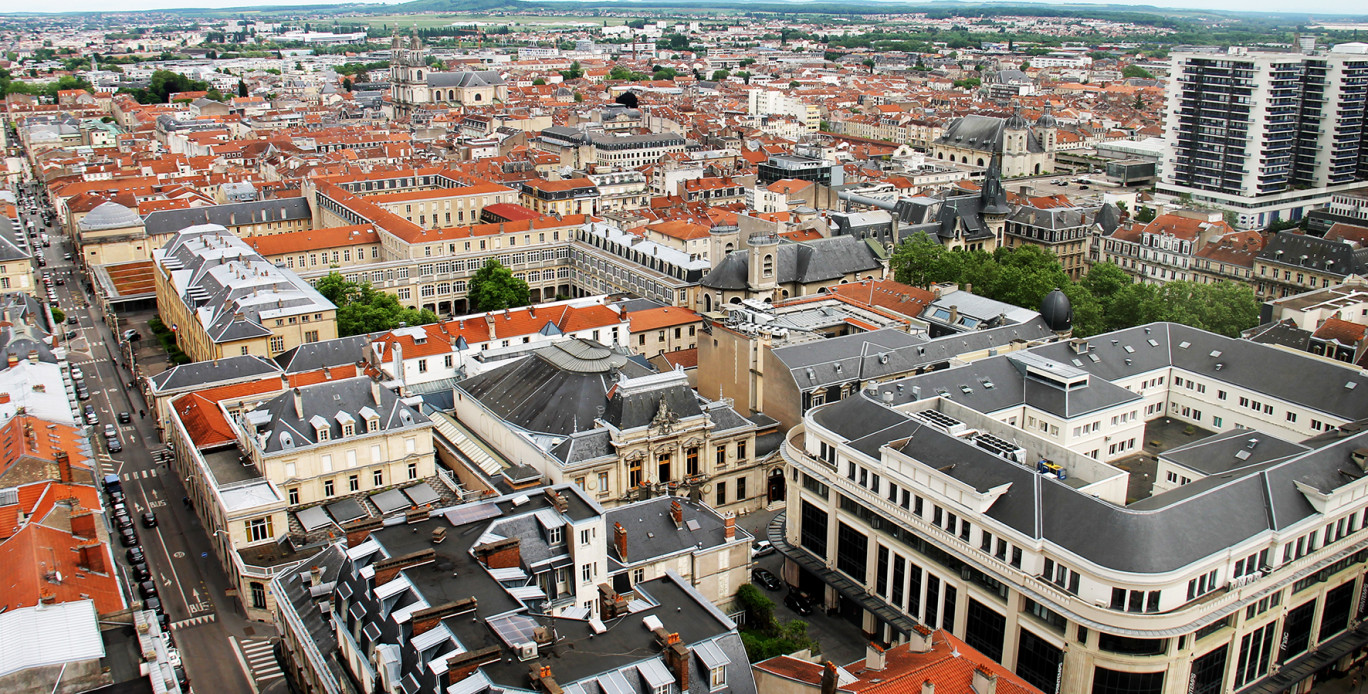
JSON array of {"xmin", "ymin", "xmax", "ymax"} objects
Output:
[{"xmin": 981, "ymin": 152, "xmax": 1010, "ymax": 215}]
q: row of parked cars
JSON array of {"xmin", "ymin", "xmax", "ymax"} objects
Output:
[{"xmin": 103, "ymin": 475, "xmax": 165, "ymax": 629}]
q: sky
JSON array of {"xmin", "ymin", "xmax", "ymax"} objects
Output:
[{"xmin": 9, "ymin": 0, "xmax": 1368, "ymax": 20}]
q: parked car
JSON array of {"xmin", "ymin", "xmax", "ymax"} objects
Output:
[
  {"xmin": 119, "ymin": 527, "xmax": 139, "ymax": 547},
  {"xmin": 118, "ymin": 411, "xmax": 131, "ymax": 424},
  {"xmin": 784, "ymin": 591, "xmax": 814, "ymax": 615},
  {"xmin": 76, "ymin": 386, "xmax": 90, "ymax": 400},
  {"xmin": 138, "ymin": 580, "xmax": 158, "ymax": 600},
  {"xmin": 67, "ymin": 315, "xmax": 78, "ymax": 325},
  {"xmin": 103, "ymin": 424, "xmax": 117, "ymax": 439},
  {"xmin": 131, "ymin": 562, "xmax": 151, "ymax": 582},
  {"xmin": 126, "ymin": 547, "xmax": 144, "ymax": 564},
  {"xmin": 107, "ymin": 438, "xmax": 122, "ymax": 453},
  {"xmin": 54, "ymin": 276, "xmax": 64, "ymax": 285},
  {"xmin": 752, "ymin": 540, "xmax": 775, "ymax": 557},
  {"xmin": 70, "ymin": 366, "xmax": 83, "ymax": 380},
  {"xmin": 751, "ymin": 567, "xmax": 782, "ymax": 591},
  {"xmin": 144, "ymin": 596, "xmax": 162, "ymax": 614},
  {"xmin": 141, "ymin": 512, "xmax": 157, "ymax": 528}
]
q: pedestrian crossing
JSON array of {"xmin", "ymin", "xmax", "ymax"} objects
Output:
[
  {"xmin": 239, "ymin": 638, "xmax": 283, "ymax": 684},
  {"xmin": 121, "ymin": 469, "xmax": 158, "ymax": 481},
  {"xmin": 170, "ymin": 614, "xmax": 216, "ymax": 630}
]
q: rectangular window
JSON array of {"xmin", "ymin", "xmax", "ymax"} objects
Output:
[
  {"xmin": 372, "ymin": 469, "xmax": 383, "ymax": 487},
  {"xmin": 246, "ymin": 517, "xmax": 273, "ymax": 542},
  {"xmin": 348, "ymin": 474, "xmax": 359, "ymax": 492}
]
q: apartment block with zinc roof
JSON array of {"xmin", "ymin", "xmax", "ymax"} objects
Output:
[{"xmin": 153, "ymin": 225, "xmax": 338, "ymax": 361}]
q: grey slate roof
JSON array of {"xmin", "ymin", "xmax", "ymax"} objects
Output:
[
  {"xmin": 605, "ymin": 496, "xmax": 748, "ymax": 570},
  {"xmin": 1160, "ymin": 428, "xmax": 1310, "ymax": 477},
  {"xmin": 933, "ymin": 114, "xmax": 1045, "ymax": 154},
  {"xmin": 699, "ymin": 236, "xmax": 882, "ymax": 290},
  {"xmin": 458, "ymin": 340, "xmax": 653, "ymax": 438},
  {"xmin": 274, "ymin": 334, "xmax": 374, "ymax": 373},
  {"xmin": 148, "ymin": 354, "xmax": 281, "ymax": 392},
  {"xmin": 1257, "ymin": 232, "xmax": 1368, "ymax": 278},
  {"xmin": 426, "ymin": 70, "xmax": 505, "ymax": 89},
  {"xmin": 244, "ymin": 376, "xmax": 427, "ymax": 454},
  {"xmin": 143, "ymin": 198, "xmax": 311, "ymax": 237},
  {"xmin": 78, "ymin": 201, "xmax": 142, "ymax": 231}
]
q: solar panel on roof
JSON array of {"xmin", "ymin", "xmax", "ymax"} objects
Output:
[{"xmin": 488, "ymin": 614, "xmax": 541, "ymax": 648}]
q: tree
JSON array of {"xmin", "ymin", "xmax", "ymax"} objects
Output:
[
  {"xmin": 343, "ymin": 77, "xmax": 353, "ymax": 91},
  {"xmin": 1080, "ymin": 262, "xmax": 1132, "ymax": 303},
  {"xmin": 1134, "ymin": 205, "xmax": 1157, "ymax": 223},
  {"xmin": 1122, "ymin": 65, "xmax": 1155, "ymax": 79},
  {"xmin": 50, "ymin": 307, "xmax": 65, "ymax": 324},
  {"xmin": 789, "ymin": 80, "xmax": 800, "ymax": 88},
  {"xmin": 735, "ymin": 70, "xmax": 752, "ymax": 85},
  {"xmin": 711, "ymin": 69, "xmax": 731, "ymax": 81},
  {"xmin": 315, "ymin": 272, "xmax": 438, "ymax": 336},
  {"xmin": 1021, "ymin": 61, "xmax": 1031, "ymax": 70},
  {"xmin": 468, "ymin": 260, "xmax": 530, "ymax": 312},
  {"xmin": 1133, "ymin": 94, "xmax": 1145, "ymax": 110},
  {"xmin": 560, "ymin": 60, "xmax": 583, "ymax": 80},
  {"xmin": 863, "ymin": 58, "xmax": 876, "ymax": 73},
  {"xmin": 532, "ymin": 77, "xmax": 546, "ymax": 85}
]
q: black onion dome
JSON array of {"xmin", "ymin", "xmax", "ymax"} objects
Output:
[{"xmin": 1041, "ymin": 288, "xmax": 1072, "ymax": 332}]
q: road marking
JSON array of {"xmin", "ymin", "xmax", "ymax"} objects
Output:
[
  {"xmin": 170, "ymin": 614, "xmax": 216, "ymax": 630},
  {"xmin": 239, "ymin": 638, "xmax": 283, "ymax": 681},
  {"xmin": 228, "ymin": 636, "xmax": 260, "ymax": 694}
]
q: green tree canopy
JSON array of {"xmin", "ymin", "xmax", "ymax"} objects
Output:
[
  {"xmin": 1122, "ymin": 64, "xmax": 1155, "ymax": 79},
  {"xmin": 889, "ymin": 235, "xmax": 1259, "ymax": 337},
  {"xmin": 315, "ymin": 272, "xmax": 438, "ymax": 336},
  {"xmin": 468, "ymin": 260, "xmax": 530, "ymax": 313}
]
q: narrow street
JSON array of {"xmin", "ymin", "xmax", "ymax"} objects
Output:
[{"xmin": 20, "ymin": 193, "xmax": 264, "ymax": 694}]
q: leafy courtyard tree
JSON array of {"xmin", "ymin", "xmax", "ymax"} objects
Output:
[
  {"xmin": 315, "ymin": 272, "xmax": 438, "ymax": 336},
  {"xmin": 468, "ymin": 259, "xmax": 530, "ymax": 312}
]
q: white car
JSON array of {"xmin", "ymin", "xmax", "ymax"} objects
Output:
[{"xmin": 70, "ymin": 366, "xmax": 84, "ymax": 381}]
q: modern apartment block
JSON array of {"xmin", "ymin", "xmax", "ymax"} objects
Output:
[
  {"xmin": 1160, "ymin": 44, "xmax": 1368, "ymax": 229},
  {"xmin": 776, "ymin": 322, "xmax": 1368, "ymax": 694}
]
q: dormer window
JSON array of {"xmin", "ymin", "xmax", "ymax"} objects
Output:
[
  {"xmin": 335, "ymin": 411, "xmax": 356, "ymax": 439},
  {"xmin": 343, "ymin": 423, "xmax": 354, "ymax": 437},
  {"xmin": 310, "ymin": 415, "xmax": 331, "ymax": 442}
]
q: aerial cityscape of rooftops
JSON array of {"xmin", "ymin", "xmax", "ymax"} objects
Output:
[{"xmin": 5, "ymin": 0, "xmax": 1368, "ymax": 692}]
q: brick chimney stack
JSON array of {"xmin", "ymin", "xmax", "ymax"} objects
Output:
[
  {"xmin": 866, "ymin": 642, "xmax": 886, "ymax": 671},
  {"xmin": 723, "ymin": 512, "xmax": 735, "ymax": 540},
  {"xmin": 411, "ymin": 598, "xmax": 477, "ymax": 637},
  {"xmin": 372, "ymin": 548, "xmax": 437, "ymax": 586},
  {"xmin": 55, "ymin": 450, "xmax": 72, "ymax": 483},
  {"xmin": 613, "ymin": 522, "xmax": 628, "ymax": 562},
  {"xmin": 70, "ymin": 508, "xmax": 98, "ymax": 540},
  {"xmin": 445, "ymin": 646, "xmax": 501, "ymax": 688},
  {"xmin": 669, "ymin": 500, "xmax": 683, "ymax": 528},
  {"xmin": 971, "ymin": 669, "xmax": 998, "ymax": 694},
  {"xmin": 474, "ymin": 537, "xmax": 521, "ymax": 569},
  {"xmin": 78, "ymin": 542, "xmax": 107, "ymax": 574},
  {"xmin": 820, "ymin": 662, "xmax": 839, "ymax": 694},
  {"xmin": 343, "ymin": 516, "xmax": 384, "ymax": 547}
]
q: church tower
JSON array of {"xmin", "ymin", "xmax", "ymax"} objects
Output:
[
  {"xmin": 390, "ymin": 32, "xmax": 429, "ymax": 120},
  {"xmin": 1001, "ymin": 105, "xmax": 1030, "ymax": 177},
  {"xmin": 745, "ymin": 231, "xmax": 780, "ymax": 299}
]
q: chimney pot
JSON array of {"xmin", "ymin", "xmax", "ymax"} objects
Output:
[
  {"xmin": 614, "ymin": 522, "xmax": 628, "ymax": 562},
  {"xmin": 723, "ymin": 512, "xmax": 736, "ymax": 540}
]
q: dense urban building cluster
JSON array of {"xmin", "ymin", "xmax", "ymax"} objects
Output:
[{"xmin": 1, "ymin": 6, "xmax": 1368, "ymax": 694}]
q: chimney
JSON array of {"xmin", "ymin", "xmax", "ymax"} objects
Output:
[
  {"xmin": 343, "ymin": 516, "xmax": 384, "ymax": 547},
  {"xmin": 820, "ymin": 662, "xmax": 839, "ymax": 694},
  {"xmin": 908, "ymin": 624, "xmax": 934, "ymax": 653},
  {"xmin": 530, "ymin": 664, "xmax": 564, "ymax": 694},
  {"xmin": 70, "ymin": 508, "xmax": 98, "ymax": 540},
  {"xmin": 411, "ymin": 598, "xmax": 477, "ymax": 636},
  {"xmin": 613, "ymin": 522, "xmax": 628, "ymax": 562},
  {"xmin": 474, "ymin": 537, "xmax": 521, "ymax": 569},
  {"xmin": 279, "ymin": 373, "xmax": 289, "ymax": 391},
  {"xmin": 598, "ymin": 583, "xmax": 628, "ymax": 619},
  {"xmin": 866, "ymin": 642, "xmax": 886, "ymax": 671},
  {"xmin": 669, "ymin": 500, "xmax": 683, "ymax": 528},
  {"xmin": 445, "ymin": 646, "xmax": 501, "ymax": 688},
  {"xmin": 55, "ymin": 450, "xmax": 72, "ymax": 483},
  {"xmin": 543, "ymin": 488, "xmax": 569, "ymax": 513},
  {"xmin": 724, "ymin": 512, "xmax": 735, "ymax": 540},
  {"xmin": 292, "ymin": 387, "xmax": 304, "ymax": 419},
  {"xmin": 79, "ymin": 542, "xmax": 107, "ymax": 574},
  {"xmin": 921, "ymin": 682, "xmax": 935, "ymax": 694},
  {"xmin": 310, "ymin": 565, "xmax": 323, "ymax": 586},
  {"xmin": 948, "ymin": 305, "xmax": 959, "ymax": 325},
  {"xmin": 484, "ymin": 313, "xmax": 497, "ymax": 340},
  {"xmin": 371, "ymin": 378, "xmax": 383, "ymax": 404},
  {"xmin": 372, "ymin": 548, "xmax": 437, "ymax": 586},
  {"xmin": 971, "ymin": 669, "xmax": 998, "ymax": 694},
  {"xmin": 659, "ymin": 632, "xmax": 690, "ymax": 690},
  {"xmin": 7, "ymin": 354, "xmax": 17, "ymax": 367},
  {"xmin": 0, "ymin": 393, "xmax": 9, "ymax": 405}
]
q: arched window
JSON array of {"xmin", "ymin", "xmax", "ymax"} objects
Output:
[
  {"xmin": 703, "ymin": 294, "xmax": 713, "ymax": 312},
  {"xmin": 762, "ymin": 254, "xmax": 774, "ymax": 278},
  {"xmin": 977, "ymin": 158, "xmax": 985, "ymax": 167},
  {"xmin": 475, "ymin": 93, "xmax": 482, "ymax": 102},
  {"xmin": 447, "ymin": 89, "xmax": 455, "ymax": 101}
]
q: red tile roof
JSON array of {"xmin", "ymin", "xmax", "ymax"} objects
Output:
[
  {"xmin": 0, "ymin": 523, "xmax": 124, "ymax": 615},
  {"xmin": 824, "ymin": 279, "xmax": 937, "ymax": 320},
  {"xmin": 243, "ymin": 225, "xmax": 377, "ymax": 257},
  {"xmin": 1313, "ymin": 317, "xmax": 1367, "ymax": 345},
  {"xmin": 629, "ymin": 306, "xmax": 701, "ymax": 333},
  {"xmin": 755, "ymin": 630, "xmax": 1043, "ymax": 694}
]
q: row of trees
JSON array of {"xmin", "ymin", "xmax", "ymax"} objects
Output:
[
  {"xmin": 314, "ymin": 260, "xmax": 530, "ymax": 337},
  {"xmin": 889, "ymin": 234, "xmax": 1260, "ymax": 338}
]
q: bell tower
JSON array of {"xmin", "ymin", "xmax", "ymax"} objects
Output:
[{"xmin": 390, "ymin": 31, "xmax": 430, "ymax": 120}]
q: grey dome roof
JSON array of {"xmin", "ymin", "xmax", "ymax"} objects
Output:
[
  {"xmin": 1040, "ymin": 289, "xmax": 1072, "ymax": 332},
  {"xmin": 1035, "ymin": 104, "xmax": 1058, "ymax": 129},
  {"xmin": 79, "ymin": 202, "xmax": 142, "ymax": 231},
  {"xmin": 1004, "ymin": 105, "xmax": 1029, "ymax": 130}
]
